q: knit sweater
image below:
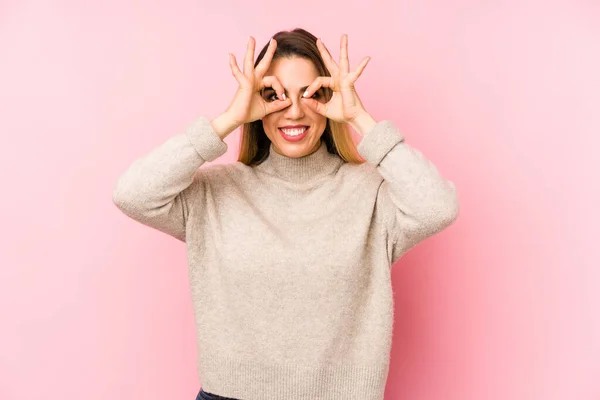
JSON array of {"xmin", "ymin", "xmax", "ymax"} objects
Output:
[{"xmin": 112, "ymin": 115, "xmax": 459, "ymax": 400}]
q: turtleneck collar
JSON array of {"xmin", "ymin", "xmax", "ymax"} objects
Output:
[{"xmin": 254, "ymin": 140, "xmax": 344, "ymax": 183}]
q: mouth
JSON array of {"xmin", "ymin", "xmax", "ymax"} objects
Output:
[{"xmin": 278, "ymin": 126, "xmax": 309, "ymax": 142}]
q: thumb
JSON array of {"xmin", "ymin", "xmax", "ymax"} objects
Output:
[
  {"xmin": 301, "ymin": 98, "xmax": 327, "ymax": 117},
  {"xmin": 264, "ymin": 98, "xmax": 291, "ymax": 115}
]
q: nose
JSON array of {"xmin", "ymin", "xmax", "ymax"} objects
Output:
[{"xmin": 283, "ymin": 95, "xmax": 306, "ymax": 119}]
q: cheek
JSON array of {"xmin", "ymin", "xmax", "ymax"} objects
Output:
[
  {"xmin": 261, "ymin": 117, "xmax": 275, "ymax": 131},
  {"xmin": 261, "ymin": 120, "xmax": 278, "ymax": 140}
]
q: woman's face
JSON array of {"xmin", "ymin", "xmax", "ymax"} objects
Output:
[{"xmin": 261, "ymin": 56, "xmax": 328, "ymax": 158}]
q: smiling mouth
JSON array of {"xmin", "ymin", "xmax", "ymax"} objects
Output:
[
  {"xmin": 278, "ymin": 126, "xmax": 310, "ymax": 141},
  {"xmin": 279, "ymin": 125, "xmax": 309, "ymax": 129},
  {"xmin": 279, "ymin": 126, "xmax": 309, "ymax": 135}
]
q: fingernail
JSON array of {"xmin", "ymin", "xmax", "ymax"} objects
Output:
[
  {"xmin": 282, "ymin": 93, "xmax": 286, "ymax": 100},
  {"xmin": 302, "ymin": 90, "xmax": 308, "ymax": 98}
]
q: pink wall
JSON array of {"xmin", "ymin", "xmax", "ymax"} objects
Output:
[{"xmin": 1, "ymin": 1, "xmax": 598, "ymax": 399}]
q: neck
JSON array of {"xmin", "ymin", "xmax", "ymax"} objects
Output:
[{"xmin": 254, "ymin": 140, "xmax": 344, "ymax": 183}]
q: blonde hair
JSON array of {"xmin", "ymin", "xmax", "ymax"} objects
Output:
[{"xmin": 237, "ymin": 28, "xmax": 366, "ymax": 166}]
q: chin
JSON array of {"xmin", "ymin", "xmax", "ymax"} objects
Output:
[
  {"xmin": 266, "ymin": 125, "xmax": 324, "ymax": 157},
  {"xmin": 274, "ymin": 141, "xmax": 313, "ymax": 158}
]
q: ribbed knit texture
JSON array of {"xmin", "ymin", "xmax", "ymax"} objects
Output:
[{"xmin": 112, "ymin": 116, "xmax": 459, "ymax": 400}]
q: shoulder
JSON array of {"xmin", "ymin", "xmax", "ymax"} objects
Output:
[
  {"xmin": 194, "ymin": 161, "xmax": 255, "ymax": 186},
  {"xmin": 337, "ymin": 159, "xmax": 384, "ymax": 187}
]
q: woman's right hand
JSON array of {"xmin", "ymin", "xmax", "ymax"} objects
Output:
[{"xmin": 224, "ymin": 36, "xmax": 292, "ymax": 126}]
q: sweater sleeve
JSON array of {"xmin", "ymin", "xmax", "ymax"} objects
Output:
[
  {"xmin": 356, "ymin": 119, "xmax": 459, "ymax": 264},
  {"xmin": 112, "ymin": 116, "xmax": 228, "ymax": 242}
]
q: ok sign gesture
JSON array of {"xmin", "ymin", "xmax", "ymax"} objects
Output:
[{"xmin": 300, "ymin": 34, "xmax": 371, "ymax": 124}]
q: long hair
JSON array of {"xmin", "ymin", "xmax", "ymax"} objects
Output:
[{"xmin": 237, "ymin": 28, "xmax": 366, "ymax": 166}]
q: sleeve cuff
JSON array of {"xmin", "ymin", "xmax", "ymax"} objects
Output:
[
  {"xmin": 185, "ymin": 116, "xmax": 228, "ymax": 162},
  {"xmin": 356, "ymin": 120, "xmax": 405, "ymax": 166}
]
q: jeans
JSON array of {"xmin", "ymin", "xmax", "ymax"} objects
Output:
[{"xmin": 196, "ymin": 387, "xmax": 241, "ymax": 400}]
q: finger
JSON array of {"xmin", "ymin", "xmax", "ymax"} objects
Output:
[
  {"xmin": 339, "ymin": 34, "xmax": 349, "ymax": 73},
  {"xmin": 243, "ymin": 36, "xmax": 255, "ymax": 77},
  {"xmin": 316, "ymin": 38, "xmax": 339, "ymax": 75},
  {"xmin": 301, "ymin": 97, "xmax": 327, "ymax": 117},
  {"xmin": 264, "ymin": 97, "xmax": 292, "ymax": 114},
  {"xmin": 255, "ymin": 38, "xmax": 276, "ymax": 78},
  {"xmin": 302, "ymin": 77, "xmax": 334, "ymax": 99},
  {"xmin": 301, "ymin": 77, "xmax": 321, "ymax": 99},
  {"xmin": 262, "ymin": 76, "xmax": 287, "ymax": 101},
  {"xmin": 349, "ymin": 56, "xmax": 371, "ymax": 81},
  {"xmin": 229, "ymin": 53, "xmax": 245, "ymax": 83}
]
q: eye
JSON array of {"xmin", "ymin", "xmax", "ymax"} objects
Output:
[{"xmin": 265, "ymin": 91, "xmax": 322, "ymax": 101}]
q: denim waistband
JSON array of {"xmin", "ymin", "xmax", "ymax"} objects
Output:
[{"xmin": 196, "ymin": 387, "xmax": 241, "ymax": 400}]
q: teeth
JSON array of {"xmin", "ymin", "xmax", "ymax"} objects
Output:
[{"xmin": 281, "ymin": 127, "xmax": 307, "ymax": 136}]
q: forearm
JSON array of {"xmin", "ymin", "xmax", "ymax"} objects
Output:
[
  {"xmin": 112, "ymin": 116, "xmax": 228, "ymax": 240},
  {"xmin": 356, "ymin": 118, "xmax": 459, "ymax": 257}
]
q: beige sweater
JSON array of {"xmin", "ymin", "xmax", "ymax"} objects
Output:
[{"xmin": 112, "ymin": 116, "xmax": 459, "ymax": 400}]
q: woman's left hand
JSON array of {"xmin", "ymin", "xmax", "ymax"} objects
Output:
[{"xmin": 301, "ymin": 34, "xmax": 371, "ymax": 124}]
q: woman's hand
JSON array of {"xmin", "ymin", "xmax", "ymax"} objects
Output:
[
  {"xmin": 300, "ymin": 34, "xmax": 371, "ymax": 124},
  {"xmin": 225, "ymin": 36, "xmax": 292, "ymax": 126}
]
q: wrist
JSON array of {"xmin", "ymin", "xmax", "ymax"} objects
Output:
[
  {"xmin": 348, "ymin": 111, "xmax": 377, "ymax": 136},
  {"xmin": 211, "ymin": 112, "xmax": 240, "ymax": 140}
]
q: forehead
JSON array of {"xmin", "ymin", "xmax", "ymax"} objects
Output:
[{"xmin": 264, "ymin": 57, "xmax": 319, "ymax": 90}]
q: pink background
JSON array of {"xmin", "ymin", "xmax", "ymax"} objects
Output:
[{"xmin": 1, "ymin": 1, "xmax": 598, "ymax": 399}]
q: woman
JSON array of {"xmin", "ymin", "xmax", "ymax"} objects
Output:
[{"xmin": 113, "ymin": 28, "xmax": 459, "ymax": 400}]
